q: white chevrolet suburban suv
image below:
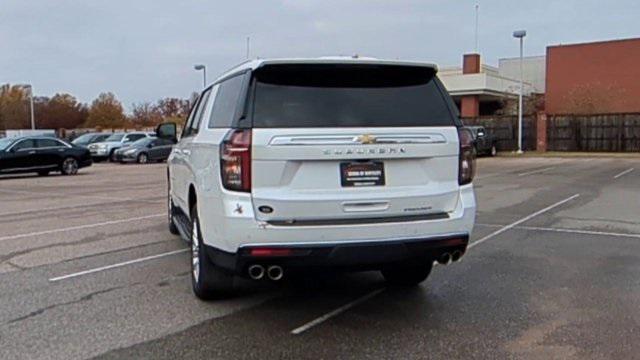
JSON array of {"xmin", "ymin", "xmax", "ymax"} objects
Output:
[{"xmin": 166, "ymin": 58, "xmax": 476, "ymax": 300}]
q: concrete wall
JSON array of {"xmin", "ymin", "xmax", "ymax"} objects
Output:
[
  {"xmin": 498, "ymin": 56, "xmax": 546, "ymax": 93},
  {"xmin": 546, "ymin": 38, "xmax": 640, "ymax": 115}
]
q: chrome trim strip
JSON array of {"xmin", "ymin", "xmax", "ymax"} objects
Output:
[{"xmin": 269, "ymin": 133, "xmax": 447, "ymax": 146}]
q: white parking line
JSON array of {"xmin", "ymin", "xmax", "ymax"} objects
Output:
[
  {"xmin": 517, "ymin": 167, "xmax": 555, "ymax": 177},
  {"xmin": 468, "ymin": 194, "xmax": 580, "ymax": 249},
  {"xmin": 290, "ymin": 194, "xmax": 581, "ymax": 335},
  {"xmin": 476, "ymin": 223, "xmax": 640, "ymax": 239},
  {"xmin": 49, "ymin": 248, "xmax": 188, "ymax": 282},
  {"xmin": 0, "ymin": 188, "xmax": 163, "ymax": 204},
  {"xmin": 0, "ymin": 213, "xmax": 164, "ymax": 242},
  {"xmin": 613, "ymin": 168, "xmax": 634, "ymax": 179},
  {"xmin": 291, "ymin": 288, "xmax": 385, "ymax": 335}
]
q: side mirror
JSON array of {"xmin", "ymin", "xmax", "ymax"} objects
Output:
[{"xmin": 156, "ymin": 122, "xmax": 177, "ymax": 143}]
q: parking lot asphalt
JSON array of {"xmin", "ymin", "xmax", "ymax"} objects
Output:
[{"xmin": 0, "ymin": 157, "xmax": 638, "ymax": 359}]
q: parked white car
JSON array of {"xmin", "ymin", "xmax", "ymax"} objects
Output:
[
  {"xmin": 88, "ymin": 132, "xmax": 154, "ymax": 161},
  {"xmin": 166, "ymin": 57, "xmax": 477, "ymax": 300}
]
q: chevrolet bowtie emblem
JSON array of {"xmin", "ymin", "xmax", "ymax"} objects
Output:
[{"xmin": 355, "ymin": 134, "xmax": 377, "ymax": 144}]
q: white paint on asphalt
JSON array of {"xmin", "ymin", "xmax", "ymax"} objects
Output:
[
  {"xmin": 476, "ymin": 223, "xmax": 640, "ymax": 239},
  {"xmin": 517, "ymin": 167, "xmax": 555, "ymax": 177},
  {"xmin": 290, "ymin": 194, "xmax": 582, "ymax": 335},
  {"xmin": 0, "ymin": 188, "xmax": 163, "ymax": 204},
  {"xmin": 613, "ymin": 168, "xmax": 634, "ymax": 179},
  {"xmin": 290, "ymin": 288, "xmax": 385, "ymax": 335},
  {"xmin": 49, "ymin": 248, "xmax": 188, "ymax": 282},
  {"xmin": 468, "ymin": 194, "xmax": 580, "ymax": 249},
  {"xmin": 0, "ymin": 213, "xmax": 164, "ymax": 242}
]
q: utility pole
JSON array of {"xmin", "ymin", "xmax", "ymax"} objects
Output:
[
  {"xmin": 513, "ymin": 30, "xmax": 527, "ymax": 154},
  {"xmin": 474, "ymin": 3, "xmax": 480, "ymax": 53}
]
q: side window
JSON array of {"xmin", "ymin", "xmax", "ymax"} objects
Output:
[
  {"xmin": 209, "ymin": 74, "xmax": 246, "ymax": 128},
  {"xmin": 125, "ymin": 134, "xmax": 144, "ymax": 142},
  {"xmin": 189, "ymin": 87, "xmax": 213, "ymax": 135},
  {"xmin": 13, "ymin": 139, "xmax": 36, "ymax": 151},
  {"xmin": 36, "ymin": 139, "xmax": 65, "ymax": 148},
  {"xmin": 182, "ymin": 94, "xmax": 202, "ymax": 138}
]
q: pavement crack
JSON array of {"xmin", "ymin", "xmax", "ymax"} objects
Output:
[
  {"xmin": 5, "ymin": 285, "xmax": 126, "ymax": 325},
  {"xmin": 0, "ymin": 224, "xmax": 169, "ymax": 268}
]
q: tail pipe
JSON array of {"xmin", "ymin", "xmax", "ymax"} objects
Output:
[
  {"xmin": 437, "ymin": 252, "xmax": 451, "ymax": 265},
  {"xmin": 267, "ymin": 265, "xmax": 284, "ymax": 281},
  {"xmin": 248, "ymin": 264, "xmax": 265, "ymax": 280},
  {"xmin": 451, "ymin": 250, "xmax": 464, "ymax": 262}
]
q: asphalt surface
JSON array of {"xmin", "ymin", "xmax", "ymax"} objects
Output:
[{"xmin": 0, "ymin": 157, "xmax": 638, "ymax": 359}]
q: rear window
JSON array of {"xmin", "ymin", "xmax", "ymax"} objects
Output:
[{"xmin": 251, "ymin": 64, "xmax": 455, "ymax": 128}]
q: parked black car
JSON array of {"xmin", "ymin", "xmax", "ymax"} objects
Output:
[
  {"xmin": 113, "ymin": 137, "xmax": 175, "ymax": 164},
  {"xmin": 0, "ymin": 137, "xmax": 92, "ymax": 176},
  {"xmin": 71, "ymin": 132, "xmax": 111, "ymax": 147},
  {"xmin": 468, "ymin": 126, "xmax": 497, "ymax": 157}
]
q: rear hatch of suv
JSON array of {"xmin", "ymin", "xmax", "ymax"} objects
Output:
[{"xmin": 245, "ymin": 63, "xmax": 463, "ymax": 225}]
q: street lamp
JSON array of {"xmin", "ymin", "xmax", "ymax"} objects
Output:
[
  {"xmin": 194, "ymin": 64, "xmax": 207, "ymax": 89},
  {"xmin": 21, "ymin": 84, "xmax": 36, "ymax": 130},
  {"xmin": 513, "ymin": 30, "xmax": 526, "ymax": 154}
]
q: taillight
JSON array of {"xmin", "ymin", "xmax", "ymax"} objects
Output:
[
  {"xmin": 458, "ymin": 127, "xmax": 476, "ymax": 185},
  {"xmin": 220, "ymin": 129, "xmax": 252, "ymax": 192}
]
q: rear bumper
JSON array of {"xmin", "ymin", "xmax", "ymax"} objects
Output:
[
  {"xmin": 205, "ymin": 232, "xmax": 469, "ymax": 275},
  {"xmin": 198, "ymin": 184, "xmax": 476, "ymax": 254}
]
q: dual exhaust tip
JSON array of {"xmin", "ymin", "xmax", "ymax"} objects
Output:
[
  {"xmin": 248, "ymin": 264, "xmax": 283, "ymax": 281},
  {"xmin": 437, "ymin": 250, "xmax": 464, "ymax": 265}
]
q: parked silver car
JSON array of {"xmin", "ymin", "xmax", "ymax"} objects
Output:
[{"xmin": 87, "ymin": 132, "xmax": 154, "ymax": 161}]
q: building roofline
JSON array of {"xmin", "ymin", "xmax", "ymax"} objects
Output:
[
  {"xmin": 498, "ymin": 55, "xmax": 546, "ymax": 61},
  {"xmin": 547, "ymin": 37, "xmax": 640, "ymax": 49}
]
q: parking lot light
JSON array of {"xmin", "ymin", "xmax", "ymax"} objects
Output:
[
  {"xmin": 194, "ymin": 64, "xmax": 207, "ymax": 88},
  {"xmin": 513, "ymin": 30, "xmax": 527, "ymax": 154}
]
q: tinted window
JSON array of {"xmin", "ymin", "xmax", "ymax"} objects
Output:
[
  {"xmin": 13, "ymin": 139, "xmax": 36, "ymax": 151},
  {"xmin": 209, "ymin": 75, "xmax": 245, "ymax": 128},
  {"xmin": 37, "ymin": 139, "xmax": 64, "ymax": 148},
  {"xmin": 251, "ymin": 65, "xmax": 455, "ymax": 128},
  {"xmin": 126, "ymin": 134, "xmax": 146, "ymax": 142},
  {"xmin": 190, "ymin": 87, "xmax": 212, "ymax": 134},
  {"xmin": 182, "ymin": 95, "xmax": 202, "ymax": 138}
]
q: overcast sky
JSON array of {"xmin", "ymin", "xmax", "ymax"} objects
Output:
[{"xmin": 2, "ymin": 0, "xmax": 638, "ymax": 110}]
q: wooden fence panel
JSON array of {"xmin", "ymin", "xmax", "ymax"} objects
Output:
[
  {"xmin": 462, "ymin": 116, "xmax": 536, "ymax": 151},
  {"xmin": 548, "ymin": 114, "xmax": 640, "ymax": 152}
]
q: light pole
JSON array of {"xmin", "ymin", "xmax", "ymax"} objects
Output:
[
  {"xmin": 513, "ymin": 30, "xmax": 526, "ymax": 154},
  {"xmin": 22, "ymin": 84, "xmax": 36, "ymax": 130},
  {"xmin": 194, "ymin": 64, "xmax": 207, "ymax": 88}
]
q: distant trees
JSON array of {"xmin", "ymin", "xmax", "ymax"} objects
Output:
[
  {"xmin": 0, "ymin": 83, "xmax": 195, "ymax": 130},
  {"xmin": 0, "ymin": 84, "xmax": 31, "ymax": 129},
  {"xmin": 85, "ymin": 92, "xmax": 126, "ymax": 128},
  {"xmin": 35, "ymin": 94, "xmax": 88, "ymax": 129}
]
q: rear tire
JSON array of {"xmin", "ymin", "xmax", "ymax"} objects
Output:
[
  {"xmin": 60, "ymin": 157, "xmax": 79, "ymax": 175},
  {"xmin": 137, "ymin": 153, "xmax": 148, "ymax": 164},
  {"xmin": 382, "ymin": 262, "xmax": 433, "ymax": 286},
  {"xmin": 190, "ymin": 204, "xmax": 234, "ymax": 300}
]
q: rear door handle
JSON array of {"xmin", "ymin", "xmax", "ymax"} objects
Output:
[{"xmin": 28, "ymin": 150, "xmax": 36, "ymax": 155}]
